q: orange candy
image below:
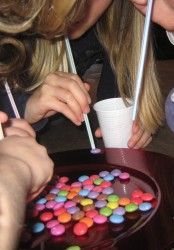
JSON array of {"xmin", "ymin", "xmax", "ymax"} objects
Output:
[
  {"xmin": 119, "ymin": 197, "xmax": 130, "ymax": 206},
  {"xmin": 67, "ymin": 191, "xmax": 78, "ymax": 200},
  {"xmin": 80, "ymin": 217, "xmax": 93, "ymax": 228},
  {"xmin": 58, "ymin": 212, "xmax": 71, "ymax": 224}
]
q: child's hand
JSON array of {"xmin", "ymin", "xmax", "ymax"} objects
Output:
[
  {"xmin": 25, "ymin": 72, "xmax": 91, "ymax": 126},
  {"xmin": 0, "ymin": 135, "xmax": 54, "ymax": 196},
  {"xmin": 0, "ymin": 111, "xmax": 35, "ymax": 138},
  {"xmin": 95, "ymin": 121, "xmax": 152, "ymax": 149},
  {"xmin": 127, "ymin": 121, "xmax": 152, "ymax": 149}
]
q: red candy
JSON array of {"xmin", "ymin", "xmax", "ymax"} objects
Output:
[
  {"xmin": 131, "ymin": 189, "xmax": 143, "ymax": 198},
  {"xmin": 100, "ymin": 181, "xmax": 112, "ymax": 188},
  {"xmin": 141, "ymin": 192, "xmax": 154, "ymax": 201},
  {"xmin": 54, "ymin": 207, "xmax": 66, "ymax": 216},
  {"xmin": 73, "ymin": 222, "xmax": 88, "ymax": 236},
  {"xmin": 86, "ymin": 209, "xmax": 99, "ymax": 219},
  {"xmin": 59, "ymin": 176, "xmax": 69, "ymax": 183},
  {"xmin": 40, "ymin": 212, "xmax": 53, "ymax": 222}
]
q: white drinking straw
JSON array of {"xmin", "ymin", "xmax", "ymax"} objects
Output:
[
  {"xmin": 132, "ymin": 0, "xmax": 154, "ymax": 121},
  {"xmin": 4, "ymin": 80, "xmax": 20, "ymax": 118},
  {"xmin": 0, "ymin": 124, "xmax": 4, "ymax": 140},
  {"xmin": 65, "ymin": 37, "xmax": 96, "ymax": 150}
]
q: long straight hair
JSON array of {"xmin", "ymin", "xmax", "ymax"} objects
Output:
[{"xmin": 97, "ymin": 0, "xmax": 164, "ymax": 134}]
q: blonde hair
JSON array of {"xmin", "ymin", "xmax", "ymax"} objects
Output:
[
  {"xmin": 0, "ymin": 0, "xmax": 87, "ymax": 90},
  {"xmin": 97, "ymin": 0, "xmax": 164, "ymax": 134}
]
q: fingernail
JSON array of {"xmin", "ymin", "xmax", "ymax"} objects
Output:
[
  {"xmin": 84, "ymin": 107, "xmax": 90, "ymax": 114},
  {"xmin": 75, "ymin": 121, "xmax": 81, "ymax": 126}
]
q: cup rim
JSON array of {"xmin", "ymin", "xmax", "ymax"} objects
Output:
[{"xmin": 93, "ymin": 98, "xmax": 132, "ymax": 112}]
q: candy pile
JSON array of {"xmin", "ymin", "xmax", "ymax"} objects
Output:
[{"xmin": 31, "ymin": 169, "xmax": 155, "ymax": 240}]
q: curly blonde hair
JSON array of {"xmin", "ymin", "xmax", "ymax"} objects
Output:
[{"xmin": 0, "ymin": 0, "xmax": 87, "ymax": 90}]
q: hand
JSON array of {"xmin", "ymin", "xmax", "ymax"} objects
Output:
[
  {"xmin": 0, "ymin": 135, "xmax": 54, "ymax": 196},
  {"xmin": 25, "ymin": 71, "xmax": 91, "ymax": 126},
  {"xmin": 0, "ymin": 111, "xmax": 35, "ymax": 138},
  {"xmin": 130, "ymin": 0, "xmax": 174, "ymax": 31},
  {"xmin": 127, "ymin": 121, "xmax": 152, "ymax": 149},
  {"xmin": 95, "ymin": 121, "xmax": 152, "ymax": 149}
]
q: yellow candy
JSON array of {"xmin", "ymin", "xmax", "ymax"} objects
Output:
[
  {"xmin": 80, "ymin": 198, "xmax": 93, "ymax": 206},
  {"xmin": 107, "ymin": 201, "xmax": 119, "ymax": 210}
]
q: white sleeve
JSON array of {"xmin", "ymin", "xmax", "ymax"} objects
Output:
[{"xmin": 166, "ymin": 31, "xmax": 174, "ymax": 45}]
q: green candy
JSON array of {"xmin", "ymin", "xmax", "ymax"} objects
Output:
[
  {"xmin": 125, "ymin": 203, "xmax": 138, "ymax": 213},
  {"xmin": 66, "ymin": 246, "xmax": 81, "ymax": 250},
  {"xmin": 58, "ymin": 190, "xmax": 68, "ymax": 196},
  {"xmin": 107, "ymin": 194, "xmax": 119, "ymax": 202},
  {"xmin": 94, "ymin": 178, "xmax": 103, "ymax": 185},
  {"xmin": 100, "ymin": 207, "xmax": 112, "ymax": 217}
]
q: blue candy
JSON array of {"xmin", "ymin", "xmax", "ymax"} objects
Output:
[
  {"xmin": 103, "ymin": 174, "xmax": 114, "ymax": 181},
  {"xmin": 79, "ymin": 189, "xmax": 90, "ymax": 197},
  {"xmin": 32, "ymin": 222, "xmax": 45, "ymax": 233},
  {"xmin": 78, "ymin": 175, "xmax": 89, "ymax": 182},
  {"xmin": 109, "ymin": 214, "xmax": 124, "ymax": 224},
  {"xmin": 36, "ymin": 198, "xmax": 47, "ymax": 204},
  {"xmin": 139, "ymin": 202, "xmax": 152, "ymax": 212},
  {"xmin": 55, "ymin": 196, "xmax": 67, "ymax": 203}
]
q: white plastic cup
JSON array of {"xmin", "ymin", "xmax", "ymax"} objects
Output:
[{"xmin": 93, "ymin": 98, "xmax": 133, "ymax": 148}]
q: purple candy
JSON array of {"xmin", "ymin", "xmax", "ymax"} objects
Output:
[
  {"xmin": 113, "ymin": 207, "xmax": 126, "ymax": 216},
  {"xmin": 99, "ymin": 171, "xmax": 109, "ymax": 178},
  {"xmin": 51, "ymin": 224, "xmax": 65, "ymax": 236},
  {"xmin": 67, "ymin": 206, "xmax": 80, "ymax": 214},
  {"xmin": 102, "ymin": 187, "xmax": 114, "ymax": 195},
  {"xmin": 111, "ymin": 169, "xmax": 121, "ymax": 177},
  {"xmin": 88, "ymin": 191, "xmax": 99, "ymax": 199},
  {"xmin": 90, "ymin": 148, "xmax": 101, "ymax": 154},
  {"xmin": 95, "ymin": 200, "xmax": 107, "ymax": 208},
  {"xmin": 165, "ymin": 88, "xmax": 174, "ymax": 133},
  {"xmin": 50, "ymin": 188, "xmax": 59, "ymax": 194}
]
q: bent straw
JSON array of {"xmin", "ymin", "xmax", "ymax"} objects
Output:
[
  {"xmin": 65, "ymin": 37, "xmax": 96, "ymax": 150},
  {"xmin": 132, "ymin": 0, "xmax": 154, "ymax": 121},
  {"xmin": 4, "ymin": 80, "xmax": 20, "ymax": 118}
]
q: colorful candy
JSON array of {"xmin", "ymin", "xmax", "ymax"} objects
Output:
[{"xmin": 31, "ymin": 168, "xmax": 156, "ymax": 240}]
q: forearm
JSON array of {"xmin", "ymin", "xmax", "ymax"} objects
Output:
[{"xmin": 0, "ymin": 158, "xmax": 32, "ymax": 250}]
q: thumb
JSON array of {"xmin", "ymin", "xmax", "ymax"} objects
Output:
[
  {"xmin": 0, "ymin": 111, "xmax": 8, "ymax": 123},
  {"xmin": 132, "ymin": 121, "xmax": 139, "ymax": 134},
  {"xmin": 95, "ymin": 127, "xmax": 102, "ymax": 138}
]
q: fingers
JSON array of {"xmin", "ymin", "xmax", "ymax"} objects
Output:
[
  {"xmin": 0, "ymin": 111, "xmax": 8, "ymax": 123},
  {"xmin": 128, "ymin": 122, "xmax": 152, "ymax": 149},
  {"xmin": 95, "ymin": 127, "xmax": 102, "ymax": 138},
  {"xmin": 52, "ymin": 72, "xmax": 91, "ymax": 105},
  {"xmin": 3, "ymin": 119, "xmax": 36, "ymax": 138}
]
